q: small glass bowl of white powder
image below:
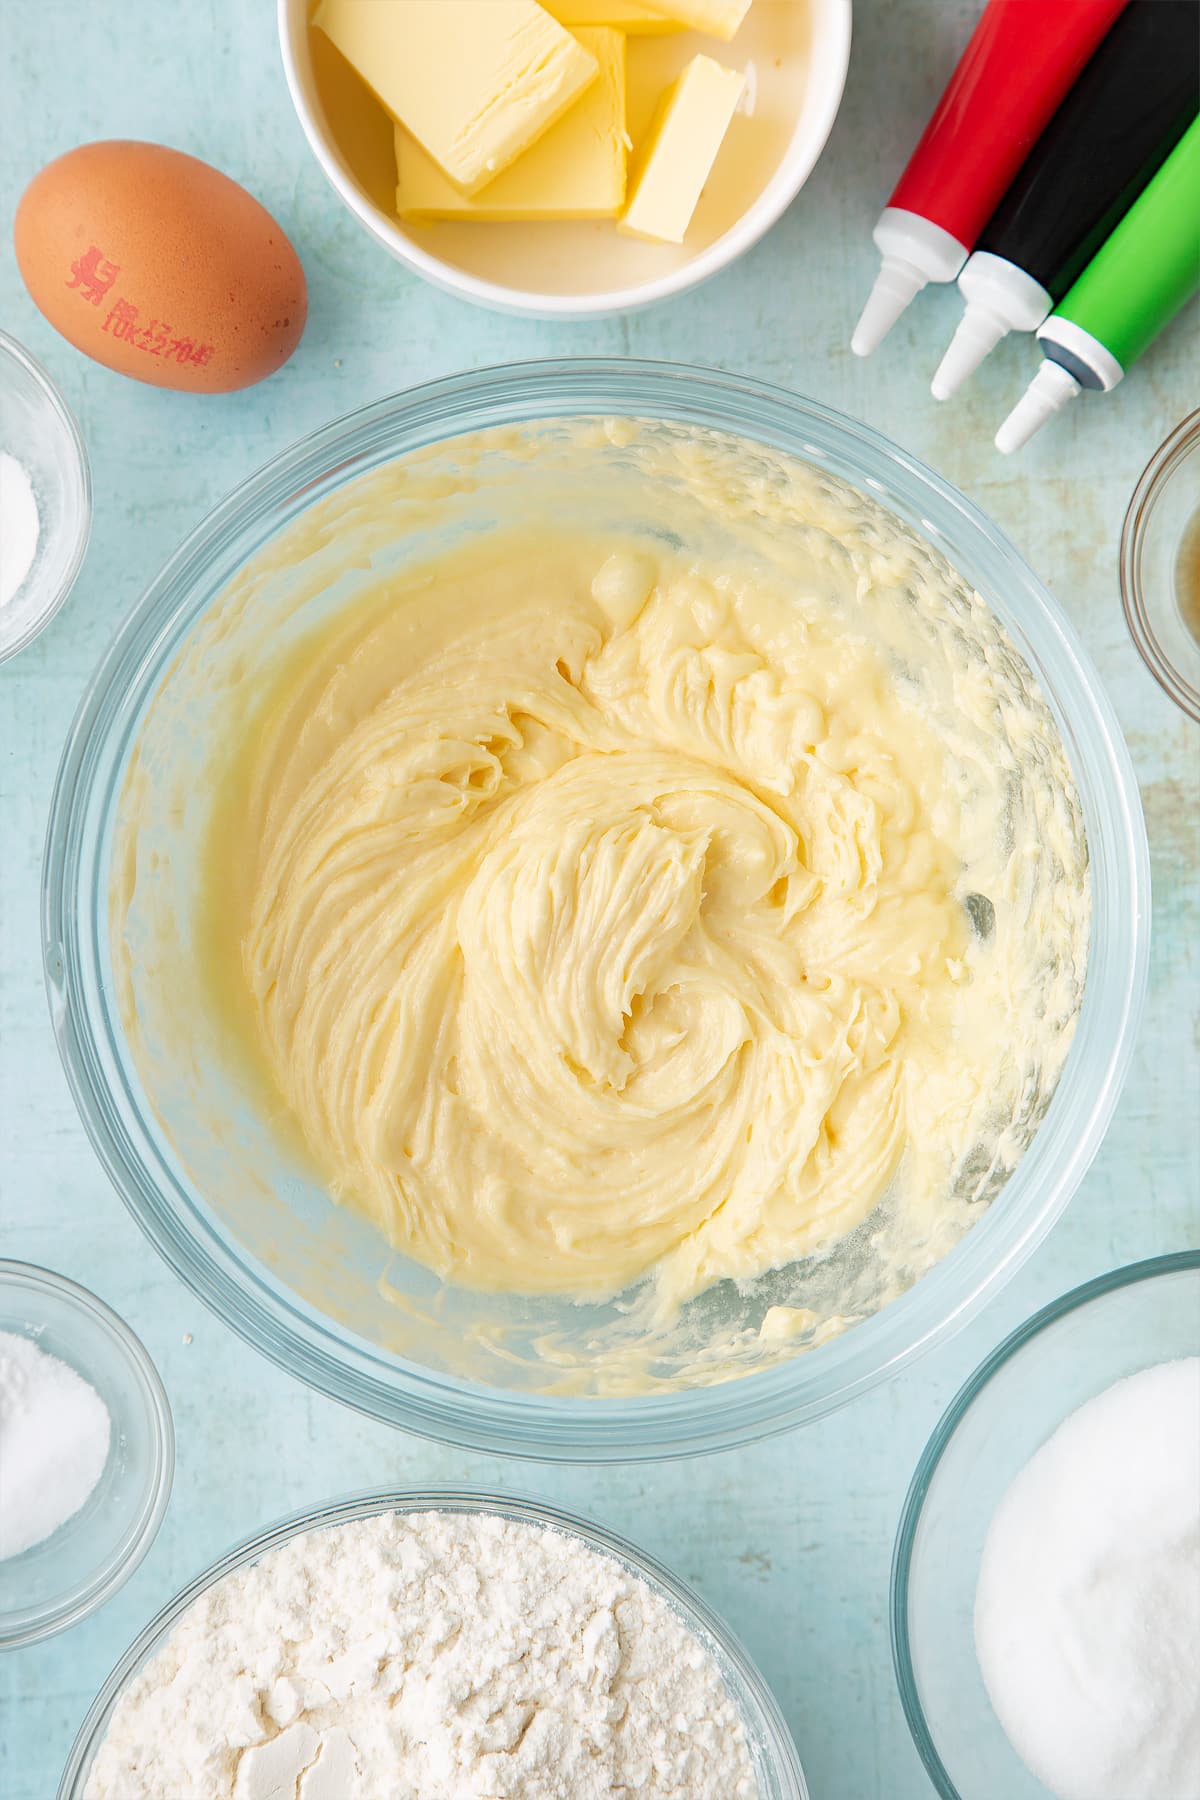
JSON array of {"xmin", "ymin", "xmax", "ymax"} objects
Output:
[
  {"xmin": 0, "ymin": 330, "xmax": 90, "ymax": 663},
  {"xmin": 0, "ymin": 1262, "xmax": 173, "ymax": 1648},
  {"xmin": 61, "ymin": 1489, "xmax": 808, "ymax": 1799},
  {"xmin": 891, "ymin": 1252, "xmax": 1200, "ymax": 1800}
]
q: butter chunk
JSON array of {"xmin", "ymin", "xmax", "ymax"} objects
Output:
[
  {"xmin": 544, "ymin": 0, "xmax": 681, "ymax": 30},
  {"xmin": 312, "ymin": 0, "xmax": 599, "ymax": 194},
  {"xmin": 619, "ymin": 53, "xmax": 745, "ymax": 244},
  {"xmin": 641, "ymin": 0, "xmax": 753, "ymax": 36},
  {"xmin": 396, "ymin": 28, "xmax": 626, "ymax": 221}
]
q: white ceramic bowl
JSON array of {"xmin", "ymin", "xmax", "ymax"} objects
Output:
[{"xmin": 278, "ymin": 0, "xmax": 852, "ymax": 318}]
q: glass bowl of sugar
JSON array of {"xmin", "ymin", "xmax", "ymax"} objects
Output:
[
  {"xmin": 892, "ymin": 1251, "xmax": 1200, "ymax": 1800},
  {"xmin": 0, "ymin": 1261, "xmax": 173, "ymax": 1648},
  {"xmin": 0, "ymin": 331, "xmax": 91, "ymax": 663},
  {"xmin": 892, "ymin": 1252, "xmax": 1200, "ymax": 1800}
]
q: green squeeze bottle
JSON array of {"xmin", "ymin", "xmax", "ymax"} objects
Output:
[{"xmin": 996, "ymin": 115, "xmax": 1200, "ymax": 453}]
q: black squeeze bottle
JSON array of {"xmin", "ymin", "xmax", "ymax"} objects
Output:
[{"xmin": 932, "ymin": 0, "xmax": 1200, "ymax": 398}]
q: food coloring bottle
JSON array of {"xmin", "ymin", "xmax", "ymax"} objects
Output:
[
  {"xmin": 996, "ymin": 116, "xmax": 1200, "ymax": 452},
  {"xmin": 852, "ymin": 0, "xmax": 1126, "ymax": 357},
  {"xmin": 934, "ymin": 0, "xmax": 1199, "ymax": 398}
]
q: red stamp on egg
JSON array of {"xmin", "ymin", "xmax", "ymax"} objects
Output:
[
  {"xmin": 71, "ymin": 245, "xmax": 216, "ymax": 369},
  {"xmin": 66, "ymin": 244, "xmax": 120, "ymax": 304}
]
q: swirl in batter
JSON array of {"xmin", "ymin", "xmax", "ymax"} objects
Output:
[{"xmin": 220, "ymin": 528, "xmax": 1023, "ymax": 1312}]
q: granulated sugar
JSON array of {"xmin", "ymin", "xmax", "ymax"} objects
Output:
[
  {"xmin": 0, "ymin": 1329, "xmax": 111, "ymax": 1560},
  {"xmin": 0, "ymin": 452, "xmax": 40, "ymax": 611},
  {"xmin": 86, "ymin": 1508, "xmax": 760, "ymax": 1799},
  {"xmin": 975, "ymin": 1357, "xmax": 1200, "ymax": 1800}
]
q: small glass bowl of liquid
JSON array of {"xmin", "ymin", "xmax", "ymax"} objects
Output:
[{"xmin": 1121, "ymin": 410, "xmax": 1200, "ymax": 723}]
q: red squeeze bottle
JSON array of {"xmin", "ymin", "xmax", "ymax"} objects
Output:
[{"xmin": 851, "ymin": 0, "xmax": 1127, "ymax": 356}]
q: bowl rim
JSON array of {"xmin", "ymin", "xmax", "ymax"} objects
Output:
[
  {"xmin": 0, "ymin": 329, "xmax": 92, "ymax": 665},
  {"xmin": 56, "ymin": 1484, "xmax": 808, "ymax": 1800},
  {"xmin": 1119, "ymin": 407, "xmax": 1200, "ymax": 724},
  {"xmin": 0, "ymin": 1259, "xmax": 174, "ymax": 1649},
  {"xmin": 42, "ymin": 357, "xmax": 1151, "ymax": 1462},
  {"xmin": 889, "ymin": 1249, "xmax": 1200, "ymax": 1800},
  {"xmin": 276, "ymin": 0, "xmax": 854, "ymax": 319}
]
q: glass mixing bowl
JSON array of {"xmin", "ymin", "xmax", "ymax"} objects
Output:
[
  {"xmin": 1120, "ymin": 408, "xmax": 1200, "ymax": 722},
  {"xmin": 0, "ymin": 1262, "xmax": 173, "ymax": 1649},
  {"xmin": 43, "ymin": 360, "xmax": 1149, "ymax": 1460},
  {"xmin": 891, "ymin": 1252, "xmax": 1200, "ymax": 1800},
  {"xmin": 58, "ymin": 1487, "xmax": 808, "ymax": 1799},
  {"xmin": 0, "ymin": 330, "xmax": 91, "ymax": 662}
]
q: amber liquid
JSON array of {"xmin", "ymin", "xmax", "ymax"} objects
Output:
[{"xmin": 1177, "ymin": 508, "xmax": 1200, "ymax": 648}]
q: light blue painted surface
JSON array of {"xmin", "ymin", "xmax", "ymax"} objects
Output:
[{"xmin": 0, "ymin": 3, "xmax": 1196, "ymax": 1796}]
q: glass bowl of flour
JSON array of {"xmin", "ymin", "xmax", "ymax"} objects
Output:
[
  {"xmin": 44, "ymin": 360, "xmax": 1149, "ymax": 1459},
  {"xmin": 0, "ymin": 1262, "xmax": 173, "ymax": 1648},
  {"xmin": 58, "ymin": 1488, "xmax": 807, "ymax": 1799},
  {"xmin": 892, "ymin": 1251, "xmax": 1200, "ymax": 1800},
  {"xmin": 0, "ymin": 331, "xmax": 90, "ymax": 663}
]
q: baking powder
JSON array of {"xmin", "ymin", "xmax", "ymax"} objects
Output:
[
  {"xmin": 0, "ymin": 1329, "xmax": 111, "ymax": 1560},
  {"xmin": 975, "ymin": 1356, "xmax": 1200, "ymax": 1800},
  {"xmin": 0, "ymin": 452, "xmax": 40, "ymax": 611},
  {"xmin": 86, "ymin": 1508, "xmax": 760, "ymax": 1799}
]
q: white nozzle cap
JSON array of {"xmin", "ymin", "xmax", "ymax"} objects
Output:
[
  {"xmin": 995, "ymin": 360, "xmax": 1081, "ymax": 454},
  {"xmin": 852, "ymin": 257, "xmax": 928, "ymax": 357},
  {"xmin": 932, "ymin": 305, "xmax": 1009, "ymax": 399},
  {"xmin": 851, "ymin": 209, "xmax": 967, "ymax": 357},
  {"xmin": 932, "ymin": 254, "xmax": 1052, "ymax": 400}
]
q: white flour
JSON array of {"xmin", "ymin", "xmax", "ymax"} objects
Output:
[
  {"xmin": 975, "ymin": 1357, "xmax": 1200, "ymax": 1800},
  {"xmin": 0, "ymin": 1329, "xmax": 111, "ymax": 1561},
  {"xmin": 85, "ymin": 1509, "xmax": 760, "ymax": 1799},
  {"xmin": 0, "ymin": 452, "xmax": 40, "ymax": 610}
]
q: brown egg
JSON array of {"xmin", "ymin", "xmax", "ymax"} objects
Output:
[{"xmin": 14, "ymin": 141, "xmax": 307, "ymax": 394}]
